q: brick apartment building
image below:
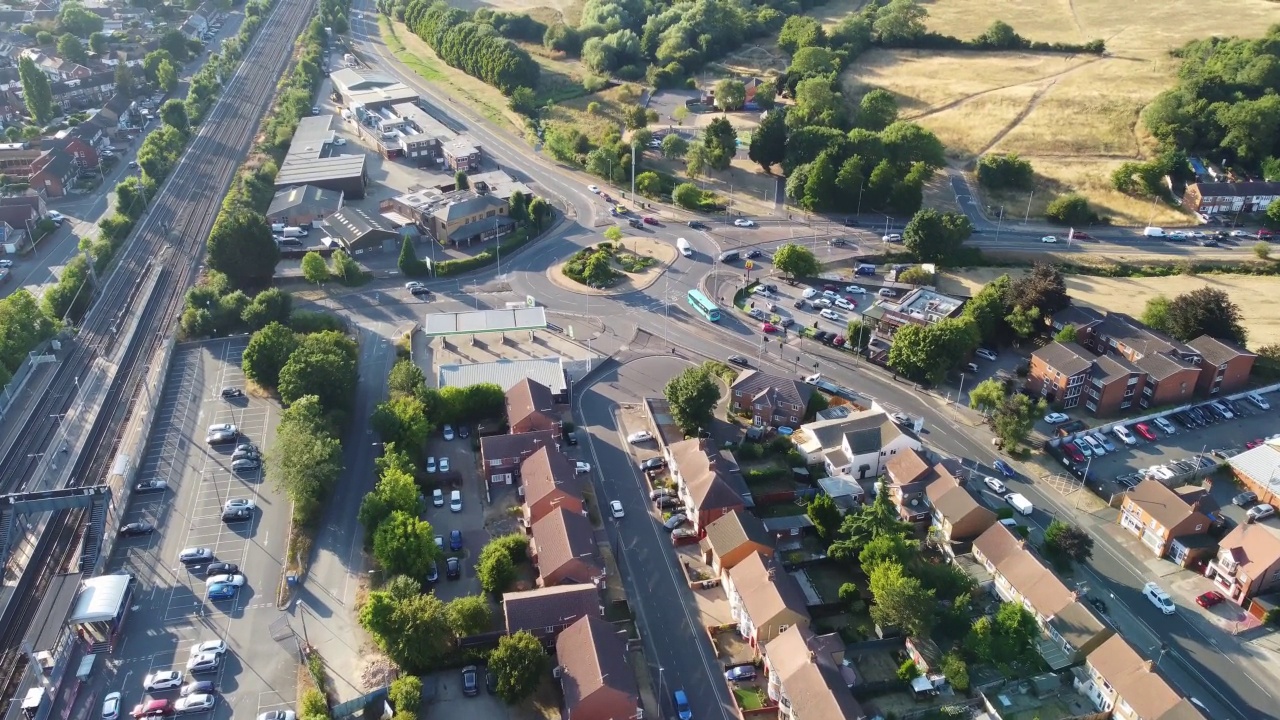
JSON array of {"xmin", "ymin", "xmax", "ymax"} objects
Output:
[{"xmin": 1030, "ymin": 308, "xmax": 1256, "ymax": 416}]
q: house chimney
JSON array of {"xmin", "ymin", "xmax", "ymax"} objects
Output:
[
  {"xmin": 809, "ymin": 651, "xmax": 815, "ymax": 662},
  {"xmin": 1143, "ymin": 660, "xmax": 1154, "ymax": 672}
]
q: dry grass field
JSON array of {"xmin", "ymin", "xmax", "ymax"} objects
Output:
[
  {"xmin": 449, "ymin": 0, "xmax": 583, "ymax": 25},
  {"xmin": 839, "ymin": 0, "xmax": 1280, "ymax": 225},
  {"xmin": 938, "ymin": 268, "xmax": 1280, "ymax": 349}
]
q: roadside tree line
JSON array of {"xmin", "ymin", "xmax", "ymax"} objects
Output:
[{"xmin": 399, "ymin": 1, "xmax": 539, "ymax": 95}]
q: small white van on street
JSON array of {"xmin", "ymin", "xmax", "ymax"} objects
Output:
[{"xmin": 1143, "ymin": 227, "xmax": 1165, "ymax": 238}]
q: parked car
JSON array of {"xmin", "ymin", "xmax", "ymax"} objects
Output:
[
  {"xmin": 1247, "ymin": 503, "xmax": 1276, "ymax": 523},
  {"xmin": 1079, "ymin": 435, "xmax": 1105, "ymax": 456},
  {"xmin": 1248, "ymin": 393, "xmax": 1271, "ymax": 410},
  {"xmin": 1233, "ymin": 491, "xmax": 1258, "ymax": 507},
  {"xmin": 446, "ymin": 556, "xmax": 461, "ymax": 579},
  {"xmin": 144, "ymin": 672, "xmax": 184, "ymax": 692},
  {"xmin": 983, "ymin": 477, "xmax": 1007, "ymax": 494},
  {"xmin": 993, "ymin": 460, "xmax": 1015, "ymax": 478},
  {"xmin": 1062, "ymin": 442, "xmax": 1085, "ymax": 463},
  {"xmin": 575, "ymin": 462, "xmax": 591, "ymax": 475},
  {"xmin": 206, "ymin": 583, "xmax": 237, "ymax": 601},
  {"xmin": 1153, "ymin": 416, "xmax": 1176, "ymax": 434},
  {"xmin": 120, "ymin": 522, "xmax": 154, "ymax": 536},
  {"xmin": 103, "ymin": 693, "xmax": 122, "ymax": 720},
  {"xmin": 663, "ymin": 513, "xmax": 688, "ymax": 531},
  {"xmin": 1092, "ymin": 432, "xmax": 1116, "ymax": 453},
  {"xmin": 443, "ymin": 424, "xmax": 455, "ymax": 440},
  {"xmin": 628, "ymin": 431, "xmax": 654, "ymax": 444},
  {"xmin": 131, "ymin": 700, "xmax": 173, "ymax": 718},
  {"xmin": 426, "ymin": 456, "xmax": 437, "ymax": 473},
  {"xmin": 186, "ymin": 653, "xmax": 222, "ymax": 674},
  {"xmin": 1143, "ymin": 582, "xmax": 1175, "ymax": 614},
  {"xmin": 219, "ymin": 387, "xmax": 242, "ymax": 398},
  {"xmin": 640, "ymin": 457, "xmax": 666, "ymax": 471},
  {"xmin": 179, "ymin": 548, "xmax": 213, "ymax": 564},
  {"xmin": 1043, "ymin": 413, "xmax": 1070, "ymax": 425},
  {"xmin": 174, "ymin": 695, "xmax": 215, "ymax": 715},
  {"xmin": 462, "ymin": 666, "xmax": 479, "ymax": 697},
  {"xmin": 725, "ymin": 666, "xmax": 757, "ymax": 682},
  {"xmin": 449, "ymin": 530, "xmax": 463, "ymax": 551},
  {"xmin": 975, "ymin": 348, "xmax": 998, "ymax": 361},
  {"xmin": 1196, "ymin": 591, "xmax": 1226, "ymax": 608},
  {"xmin": 1113, "ymin": 425, "xmax": 1138, "ymax": 446},
  {"xmin": 650, "ymin": 488, "xmax": 673, "ymax": 500},
  {"xmin": 231, "ymin": 458, "xmax": 260, "ymax": 472},
  {"xmin": 1134, "ymin": 423, "xmax": 1157, "ymax": 441}
]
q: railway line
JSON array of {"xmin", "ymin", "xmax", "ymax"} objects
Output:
[{"xmin": 0, "ymin": 0, "xmax": 318, "ymax": 703}]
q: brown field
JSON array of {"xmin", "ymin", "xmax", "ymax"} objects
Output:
[
  {"xmin": 938, "ymin": 268, "xmax": 1280, "ymax": 349},
  {"xmin": 448, "ymin": 0, "xmax": 583, "ymax": 25},
  {"xmin": 840, "ymin": 0, "xmax": 1280, "ymax": 225}
]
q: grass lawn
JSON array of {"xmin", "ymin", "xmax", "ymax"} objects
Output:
[
  {"xmin": 805, "ymin": 563, "xmax": 857, "ymax": 604},
  {"xmin": 837, "ymin": 0, "xmax": 1280, "ymax": 225},
  {"xmin": 733, "ymin": 686, "xmax": 767, "ymax": 711}
]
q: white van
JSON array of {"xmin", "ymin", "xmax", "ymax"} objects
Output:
[
  {"xmin": 280, "ymin": 226, "xmax": 308, "ymax": 238},
  {"xmin": 1005, "ymin": 493, "xmax": 1034, "ymax": 516},
  {"xmin": 1143, "ymin": 227, "xmax": 1165, "ymax": 238},
  {"xmin": 676, "ymin": 237, "xmax": 692, "ymax": 257},
  {"xmin": 270, "ymin": 222, "xmax": 285, "ymax": 233}
]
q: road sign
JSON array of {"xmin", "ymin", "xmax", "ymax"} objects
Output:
[
  {"xmin": 526, "ymin": 295, "xmax": 536, "ymax": 307},
  {"xmin": 744, "ymin": 260, "xmax": 754, "ymax": 270}
]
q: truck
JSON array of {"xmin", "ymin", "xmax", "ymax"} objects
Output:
[
  {"xmin": 1005, "ymin": 493, "xmax": 1034, "ymax": 516},
  {"xmin": 676, "ymin": 237, "xmax": 692, "ymax": 257}
]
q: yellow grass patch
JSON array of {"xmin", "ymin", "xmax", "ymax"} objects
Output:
[{"xmin": 938, "ymin": 268, "xmax": 1280, "ymax": 348}]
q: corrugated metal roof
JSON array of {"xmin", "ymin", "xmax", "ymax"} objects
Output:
[{"xmin": 439, "ymin": 357, "xmax": 565, "ymax": 394}]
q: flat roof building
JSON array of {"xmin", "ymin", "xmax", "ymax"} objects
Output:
[
  {"xmin": 439, "ymin": 357, "xmax": 568, "ymax": 398},
  {"xmin": 275, "ymin": 116, "xmax": 368, "ymax": 198}
]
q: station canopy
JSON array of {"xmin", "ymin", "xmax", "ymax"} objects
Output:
[
  {"xmin": 422, "ymin": 308, "xmax": 546, "ymax": 337},
  {"xmin": 68, "ymin": 574, "xmax": 131, "ymax": 624}
]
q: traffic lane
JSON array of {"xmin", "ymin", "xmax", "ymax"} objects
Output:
[{"xmin": 577, "ymin": 379, "xmax": 737, "ymax": 720}]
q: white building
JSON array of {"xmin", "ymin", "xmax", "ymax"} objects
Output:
[{"xmin": 793, "ymin": 409, "xmax": 921, "ymax": 480}]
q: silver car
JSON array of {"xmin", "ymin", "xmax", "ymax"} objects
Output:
[{"xmin": 175, "ymin": 694, "xmax": 215, "ymax": 714}]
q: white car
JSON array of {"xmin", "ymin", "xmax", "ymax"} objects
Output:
[
  {"xmin": 426, "ymin": 456, "xmax": 437, "ymax": 473},
  {"xmin": 1079, "ymin": 434, "xmax": 1105, "ymax": 456},
  {"xmin": 1143, "ymin": 582, "xmax": 1175, "ymax": 615},
  {"xmin": 610, "ymin": 500, "xmax": 625, "ymax": 518},
  {"xmin": 1247, "ymin": 503, "xmax": 1276, "ymax": 522},
  {"xmin": 844, "ymin": 285, "xmax": 866, "ymax": 295},
  {"xmin": 0, "ymin": 259, "xmax": 12, "ymax": 268},
  {"xmin": 1043, "ymin": 412, "xmax": 1070, "ymax": 425},
  {"xmin": 144, "ymin": 671, "xmax": 184, "ymax": 692},
  {"xmin": 1230, "ymin": 230, "xmax": 1249, "ymax": 237},
  {"xmin": 438, "ymin": 457, "xmax": 450, "ymax": 473},
  {"xmin": 733, "ymin": 218, "xmax": 755, "ymax": 227},
  {"xmin": 404, "ymin": 281, "xmax": 423, "ymax": 290},
  {"xmin": 834, "ymin": 298, "xmax": 855, "ymax": 311},
  {"xmin": 205, "ymin": 573, "xmax": 246, "ymax": 587},
  {"xmin": 575, "ymin": 462, "xmax": 591, "ymax": 475},
  {"xmin": 801, "ymin": 288, "xmax": 818, "ymax": 299},
  {"xmin": 1041, "ymin": 235, "xmax": 1058, "ymax": 243},
  {"xmin": 882, "ymin": 233, "xmax": 901, "ymax": 242},
  {"xmin": 1248, "ymin": 393, "xmax": 1271, "ymax": 410},
  {"xmin": 207, "ymin": 423, "xmax": 237, "ymax": 435},
  {"xmin": 983, "ymin": 476, "xmax": 1007, "ymax": 494},
  {"xmin": 189, "ymin": 640, "xmax": 228, "ymax": 658},
  {"xmin": 975, "ymin": 348, "xmax": 998, "ymax": 361},
  {"xmin": 820, "ymin": 309, "xmax": 842, "ymax": 322},
  {"xmin": 333, "ymin": 137, "xmax": 346, "ymax": 146},
  {"xmin": 1153, "ymin": 416, "xmax": 1176, "ymax": 434},
  {"xmin": 103, "ymin": 692, "xmax": 122, "ymax": 720},
  {"xmin": 223, "ymin": 498, "xmax": 255, "ymax": 512},
  {"xmin": 627, "ymin": 431, "xmax": 653, "ymax": 444},
  {"xmin": 588, "ymin": 185, "xmax": 600, "ymax": 193},
  {"xmin": 1113, "ymin": 425, "xmax": 1138, "ymax": 446},
  {"xmin": 175, "ymin": 695, "xmax": 216, "ymax": 714}
]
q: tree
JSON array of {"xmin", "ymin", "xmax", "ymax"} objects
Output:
[
  {"xmin": 992, "ymin": 393, "xmax": 1047, "ymax": 449},
  {"xmin": 844, "ymin": 320, "xmax": 870, "ymax": 351},
  {"xmin": 372, "ymin": 395, "xmax": 433, "ymax": 456},
  {"xmin": 1140, "ymin": 295, "xmax": 1172, "ymax": 334},
  {"xmin": 888, "ymin": 316, "xmax": 980, "ymax": 384},
  {"xmin": 976, "ymin": 153, "xmax": 1033, "ymax": 191},
  {"xmin": 902, "ymin": 209, "xmax": 972, "ymax": 263},
  {"xmin": 806, "ymin": 493, "xmax": 842, "ymax": 540},
  {"xmin": 489, "ymin": 631, "xmax": 546, "ymax": 704},
  {"xmin": 672, "ymin": 182, "xmax": 703, "ymax": 210},
  {"xmin": 373, "ymin": 511, "xmax": 439, "ymax": 579},
  {"xmin": 301, "ymin": 252, "xmax": 329, "ymax": 284},
  {"xmin": 830, "ymin": 483, "xmax": 914, "ymax": 557},
  {"xmin": 662, "ymin": 133, "xmax": 688, "ymax": 160},
  {"xmin": 529, "ymin": 197, "xmax": 551, "ymax": 231},
  {"xmin": 625, "ymin": 105, "xmax": 648, "ymax": 130},
  {"xmin": 868, "ymin": 561, "xmax": 935, "ymax": 636},
  {"xmin": 266, "ymin": 395, "xmax": 342, "ymax": 523},
  {"xmin": 1007, "ymin": 263, "xmax": 1069, "ymax": 318},
  {"xmin": 702, "ymin": 117, "xmax": 737, "ymax": 171},
  {"xmin": 477, "ymin": 534, "xmax": 528, "ymax": 595},
  {"xmin": 787, "ymin": 77, "xmax": 843, "ymax": 130},
  {"xmin": 856, "ymin": 89, "xmax": 898, "ymax": 132},
  {"xmin": 968, "ymin": 378, "xmax": 1006, "ymax": 415},
  {"xmin": 941, "ymin": 652, "xmax": 970, "ymax": 692},
  {"xmin": 207, "ymin": 206, "xmax": 279, "ymax": 288},
  {"xmin": 358, "ymin": 587, "xmax": 454, "ymax": 672},
  {"xmin": 872, "ymin": 0, "xmax": 927, "ymax": 44},
  {"xmin": 772, "ymin": 243, "xmax": 819, "ymax": 279},
  {"xmin": 635, "ymin": 171, "xmax": 662, "ymax": 198},
  {"xmin": 1266, "ymin": 199, "xmax": 1280, "ymax": 230},
  {"xmin": 1166, "ymin": 287, "xmax": 1247, "ymax": 345},
  {"xmin": 1043, "ymin": 520, "xmax": 1094, "ymax": 567},
  {"xmin": 35, "ymin": 30, "xmax": 52, "ymax": 46},
  {"xmin": 801, "ymin": 150, "xmax": 839, "ymax": 211},
  {"xmin": 242, "ymin": 322, "xmax": 298, "ymax": 389},
  {"xmin": 445, "ymin": 595, "xmax": 492, "ymax": 638},
  {"xmin": 754, "ymin": 80, "xmax": 777, "ymax": 109},
  {"xmin": 1004, "ymin": 305, "xmax": 1041, "ymax": 340},
  {"xmin": 603, "ymin": 225, "xmax": 624, "ymax": 243},
  {"xmin": 880, "ymin": 121, "xmax": 946, "ymax": 169},
  {"xmin": 58, "ymin": 33, "xmax": 87, "ymax": 64},
  {"xmin": 18, "ymin": 56, "xmax": 53, "ymax": 125},
  {"xmin": 300, "ymin": 689, "xmax": 327, "ymax": 720},
  {"xmin": 508, "ymin": 86, "xmax": 538, "ymax": 117},
  {"xmin": 632, "ymin": 128, "xmax": 654, "ymax": 152},
  {"xmin": 277, "ymin": 331, "xmax": 358, "ymax": 414},
  {"xmin": 778, "ymin": 15, "xmax": 826, "ymax": 55},
  {"xmin": 388, "ymin": 676, "xmax": 422, "ymax": 716},
  {"xmin": 859, "ymin": 533, "xmax": 919, "ymax": 573},
  {"xmin": 156, "ymin": 59, "xmax": 178, "ymax": 93},
  {"xmin": 897, "ymin": 267, "xmax": 931, "ymax": 286},
  {"xmin": 1054, "ymin": 325, "xmax": 1078, "ymax": 343},
  {"xmin": 58, "ymin": 1, "xmax": 104, "ymax": 37},
  {"xmin": 455, "ymin": 170, "xmax": 469, "ymax": 190},
  {"xmin": 966, "ymin": 603, "xmax": 1041, "ymax": 672},
  {"xmin": 1256, "ymin": 242, "xmax": 1272, "ymax": 259},
  {"xmin": 713, "ymin": 79, "xmax": 746, "ymax": 111},
  {"xmin": 684, "ymin": 144, "xmax": 707, "ymax": 179},
  {"xmin": 663, "ymin": 365, "xmax": 720, "ymax": 435},
  {"xmin": 748, "ymin": 108, "xmax": 787, "ymax": 172},
  {"xmin": 89, "ymin": 31, "xmax": 108, "ymax": 54},
  {"xmin": 673, "ymin": 105, "xmax": 689, "ymax": 125},
  {"xmin": 358, "ymin": 463, "xmax": 420, "ymax": 534},
  {"xmin": 159, "ymin": 99, "xmax": 188, "ymax": 134},
  {"xmin": 1044, "ymin": 193, "xmax": 1097, "ymax": 225}
]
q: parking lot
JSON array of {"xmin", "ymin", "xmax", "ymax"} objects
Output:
[
  {"xmin": 423, "ymin": 434, "xmax": 485, "ymax": 599},
  {"xmin": 1048, "ymin": 392, "xmax": 1278, "ymax": 493},
  {"xmin": 100, "ymin": 338, "xmax": 296, "ymax": 720}
]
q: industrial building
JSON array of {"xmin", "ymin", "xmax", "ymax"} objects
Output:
[{"xmin": 274, "ymin": 115, "xmax": 368, "ymax": 198}]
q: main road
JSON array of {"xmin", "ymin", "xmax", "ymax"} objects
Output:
[{"xmin": 345, "ymin": 7, "xmax": 1276, "ymax": 719}]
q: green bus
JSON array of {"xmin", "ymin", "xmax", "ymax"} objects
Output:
[{"xmin": 686, "ymin": 289, "xmax": 721, "ymax": 322}]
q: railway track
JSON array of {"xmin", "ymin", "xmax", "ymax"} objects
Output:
[{"xmin": 0, "ymin": 0, "xmax": 318, "ymax": 703}]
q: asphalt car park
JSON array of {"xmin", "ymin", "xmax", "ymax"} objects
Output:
[
  {"xmin": 1050, "ymin": 394, "xmax": 1277, "ymax": 492},
  {"xmin": 422, "ymin": 435, "xmax": 484, "ymax": 600},
  {"xmin": 102, "ymin": 338, "xmax": 295, "ymax": 720}
]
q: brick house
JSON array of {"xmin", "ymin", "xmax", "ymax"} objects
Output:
[
  {"xmin": 763, "ymin": 625, "xmax": 864, "ymax": 720},
  {"xmin": 701, "ymin": 509, "xmax": 773, "ymax": 576},
  {"xmin": 1072, "ymin": 635, "xmax": 1205, "ymax": 720},
  {"xmin": 1206, "ymin": 523, "xmax": 1280, "ymax": 608},
  {"xmin": 1187, "ymin": 336, "xmax": 1256, "ymax": 397},
  {"xmin": 667, "ymin": 438, "xmax": 746, "ymax": 532},
  {"xmin": 557, "ymin": 615, "xmax": 641, "ymax": 720},
  {"xmin": 506, "ymin": 378, "xmax": 560, "ymax": 434},
  {"xmin": 729, "ymin": 369, "xmax": 813, "ymax": 429},
  {"xmin": 503, "ymin": 584, "xmax": 601, "ymax": 642},
  {"xmin": 530, "ymin": 507, "xmax": 601, "ymax": 587},
  {"xmin": 1182, "ymin": 181, "xmax": 1280, "ymax": 214},
  {"xmin": 881, "ymin": 449, "xmax": 939, "ymax": 524},
  {"xmin": 479, "ymin": 430, "xmax": 558, "ymax": 485},
  {"xmin": 1117, "ymin": 479, "xmax": 1213, "ymax": 565},
  {"xmin": 971, "ymin": 524, "xmax": 1113, "ymax": 669},
  {"xmin": 520, "ymin": 446, "xmax": 583, "ymax": 526},
  {"xmin": 725, "ymin": 552, "xmax": 810, "ymax": 649},
  {"xmin": 925, "ymin": 470, "xmax": 997, "ymax": 552},
  {"xmin": 28, "ymin": 150, "xmax": 77, "ymax": 198}
]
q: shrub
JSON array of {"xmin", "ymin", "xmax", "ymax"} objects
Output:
[
  {"xmin": 896, "ymin": 659, "xmax": 919, "ymax": 682},
  {"xmin": 1044, "ymin": 193, "xmax": 1098, "ymax": 225},
  {"xmin": 736, "ymin": 442, "xmax": 764, "ymax": 461}
]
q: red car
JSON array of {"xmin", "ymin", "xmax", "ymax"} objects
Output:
[
  {"xmin": 132, "ymin": 700, "xmax": 173, "ymax": 718},
  {"xmin": 1070, "ymin": 230, "xmax": 1090, "ymax": 239},
  {"xmin": 833, "ymin": 336, "xmax": 846, "ymax": 346},
  {"xmin": 823, "ymin": 283, "xmax": 837, "ymax": 291},
  {"xmin": 761, "ymin": 323, "xmax": 777, "ymax": 333},
  {"xmin": 1195, "ymin": 591, "xmax": 1225, "ymax": 608},
  {"xmin": 1063, "ymin": 442, "xmax": 1086, "ymax": 463},
  {"xmin": 642, "ymin": 216, "xmax": 659, "ymax": 225},
  {"xmin": 1246, "ymin": 438, "xmax": 1264, "ymax": 449},
  {"xmin": 1260, "ymin": 229, "xmax": 1274, "ymax": 239},
  {"xmin": 1134, "ymin": 423, "xmax": 1156, "ymax": 441}
]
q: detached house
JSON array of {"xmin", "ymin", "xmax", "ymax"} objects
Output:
[
  {"xmin": 530, "ymin": 507, "xmax": 601, "ymax": 587},
  {"xmin": 1117, "ymin": 479, "xmax": 1213, "ymax": 566},
  {"xmin": 667, "ymin": 438, "xmax": 746, "ymax": 531},
  {"xmin": 795, "ymin": 410, "xmax": 921, "ymax": 480},
  {"xmin": 506, "ymin": 378, "xmax": 560, "ymax": 434},
  {"xmin": 1072, "ymin": 635, "xmax": 1206, "ymax": 720},
  {"xmin": 729, "ymin": 369, "xmax": 813, "ymax": 429},
  {"xmin": 701, "ymin": 509, "xmax": 773, "ymax": 576},
  {"xmin": 881, "ymin": 449, "xmax": 942, "ymax": 525},
  {"xmin": 1206, "ymin": 522, "xmax": 1280, "ymax": 609},
  {"xmin": 520, "ymin": 446, "xmax": 583, "ymax": 525},
  {"xmin": 724, "ymin": 552, "xmax": 810, "ymax": 649},
  {"xmin": 971, "ymin": 523, "xmax": 1113, "ymax": 669},
  {"xmin": 763, "ymin": 625, "xmax": 865, "ymax": 720}
]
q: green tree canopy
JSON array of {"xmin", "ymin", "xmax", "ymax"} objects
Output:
[
  {"xmin": 888, "ymin": 316, "xmax": 980, "ymax": 384},
  {"xmin": 868, "ymin": 561, "xmax": 936, "ymax": 636},
  {"xmin": 1007, "ymin": 263, "xmax": 1070, "ymax": 318},
  {"xmin": 372, "ymin": 394, "xmax": 433, "ymax": 458},
  {"xmin": 992, "ymin": 393, "xmax": 1047, "ymax": 449},
  {"xmin": 490, "ymin": 631, "xmax": 547, "ymax": 703},
  {"xmin": 806, "ymin": 493, "xmax": 842, "ymax": 540},
  {"xmin": 445, "ymin": 595, "xmax": 492, "ymax": 638},
  {"xmin": 713, "ymin": 79, "xmax": 746, "ymax": 111},
  {"xmin": 1043, "ymin": 519, "xmax": 1094, "ymax": 568},
  {"xmin": 856, "ymin": 89, "xmax": 899, "ymax": 132},
  {"xmin": 1165, "ymin": 287, "xmax": 1247, "ymax": 345},
  {"xmin": 748, "ymin": 108, "xmax": 787, "ymax": 172},
  {"xmin": 358, "ymin": 463, "xmax": 421, "ymax": 534},
  {"xmin": 663, "ymin": 365, "xmax": 720, "ymax": 435},
  {"xmin": 18, "ymin": 56, "xmax": 53, "ymax": 125},
  {"xmin": 58, "ymin": 33, "xmax": 88, "ymax": 63},
  {"xmin": 772, "ymin": 243, "xmax": 819, "ymax": 279},
  {"xmin": 242, "ymin": 322, "xmax": 298, "ymax": 389},
  {"xmin": 207, "ymin": 206, "xmax": 279, "ymax": 289},
  {"xmin": 662, "ymin": 133, "xmax": 689, "ymax": 160},
  {"xmin": 266, "ymin": 395, "xmax": 342, "ymax": 523},
  {"xmin": 902, "ymin": 209, "xmax": 972, "ymax": 263},
  {"xmin": 277, "ymin": 331, "xmax": 358, "ymax": 414},
  {"xmin": 373, "ymin": 511, "xmax": 440, "ymax": 579},
  {"xmin": 702, "ymin": 117, "xmax": 737, "ymax": 171},
  {"xmin": 968, "ymin": 377, "xmax": 1006, "ymax": 415}
]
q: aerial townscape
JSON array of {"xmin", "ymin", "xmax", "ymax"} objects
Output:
[{"xmin": 1, "ymin": 0, "xmax": 1279, "ymax": 720}]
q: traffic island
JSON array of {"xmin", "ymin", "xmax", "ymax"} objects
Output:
[{"xmin": 547, "ymin": 236, "xmax": 678, "ymax": 296}]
